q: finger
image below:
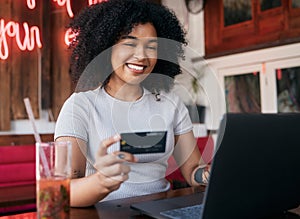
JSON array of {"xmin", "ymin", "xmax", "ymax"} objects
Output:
[
  {"xmin": 94, "ymin": 152, "xmax": 136, "ymax": 170},
  {"xmin": 97, "ymin": 162, "xmax": 131, "ymax": 177},
  {"xmin": 101, "ymin": 172, "xmax": 129, "ymax": 183},
  {"xmin": 98, "ymin": 134, "xmax": 121, "ymax": 157},
  {"xmin": 110, "ymin": 173, "xmax": 129, "ymax": 182},
  {"xmin": 94, "ymin": 153, "xmax": 119, "ymax": 169},
  {"xmin": 96, "ymin": 164, "xmax": 131, "ymax": 185},
  {"xmin": 112, "ymin": 151, "xmax": 138, "ymax": 163},
  {"xmin": 202, "ymin": 169, "xmax": 210, "ymax": 183},
  {"xmin": 95, "ymin": 172, "xmax": 124, "ymax": 191}
]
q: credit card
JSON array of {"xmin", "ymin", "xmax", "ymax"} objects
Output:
[{"xmin": 120, "ymin": 131, "xmax": 167, "ymax": 154}]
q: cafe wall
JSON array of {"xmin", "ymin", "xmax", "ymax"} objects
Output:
[
  {"xmin": 0, "ymin": 0, "xmax": 160, "ymax": 133},
  {"xmin": 0, "ymin": 0, "xmax": 86, "ymax": 131}
]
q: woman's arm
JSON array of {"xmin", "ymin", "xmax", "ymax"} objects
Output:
[
  {"xmin": 173, "ymin": 131, "xmax": 208, "ymax": 186},
  {"xmin": 56, "ymin": 135, "xmax": 136, "ymax": 207},
  {"xmin": 56, "ymin": 136, "xmax": 104, "ymax": 207}
]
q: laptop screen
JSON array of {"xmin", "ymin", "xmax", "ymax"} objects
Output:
[
  {"xmin": 202, "ymin": 113, "xmax": 300, "ymax": 219},
  {"xmin": 131, "ymin": 113, "xmax": 300, "ymax": 219}
]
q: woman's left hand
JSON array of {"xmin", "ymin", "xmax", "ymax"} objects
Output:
[
  {"xmin": 192, "ymin": 164, "xmax": 211, "ymax": 185},
  {"xmin": 202, "ymin": 165, "xmax": 211, "ymax": 184}
]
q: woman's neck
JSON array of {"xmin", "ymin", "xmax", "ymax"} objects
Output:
[{"xmin": 104, "ymin": 82, "xmax": 143, "ymax": 102}]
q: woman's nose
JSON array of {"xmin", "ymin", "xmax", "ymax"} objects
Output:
[{"xmin": 133, "ymin": 45, "xmax": 146, "ymax": 59}]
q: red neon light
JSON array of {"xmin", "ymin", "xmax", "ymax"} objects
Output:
[
  {"xmin": 64, "ymin": 28, "xmax": 77, "ymax": 46},
  {"xmin": 262, "ymin": 63, "xmax": 266, "ymax": 74},
  {"xmin": 53, "ymin": 0, "xmax": 74, "ymax": 18},
  {"xmin": 63, "ymin": 0, "xmax": 107, "ymax": 46},
  {"xmin": 276, "ymin": 69, "xmax": 282, "ymax": 80},
  {"xmin": 88, "ymin": 0, "xmax": 107, "ymax": 5},
  {"xmin": 1, "ymin": 0, "xmax": 112, "ymax": 59},
  {"xmin": 0, "ymin": 19, "xmax": 42, "ymax": 60},
  {"xmin": 27, "ymin": 0, "xmax": 36, "ymax": 9}
]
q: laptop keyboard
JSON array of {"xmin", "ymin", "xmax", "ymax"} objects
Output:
[{"xmin": 160, "ymin": 204, "xmax": 203, "ymax": 219}]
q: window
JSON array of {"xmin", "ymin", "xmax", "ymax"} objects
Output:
[
  {"xmin": 276, "ymin": 66, "xmax": 300, "ymax": 112},
  {"xmin": 225, "ymin": 73, "xmax": 261, "ymax": 112},
  {"xmin": 260, "ymin": 0, "xmax": 281, "ymax": 11},
  {"xmin": 204, "ymin": 0, "xmax": 300, "ymax": 57},
  {"xmin": 223, "ymin": 0, "xmax": 252, "ymax": 26},
  {"xmin": 204, "ymin": 43, "xmax": 300, "ymax": 130}
]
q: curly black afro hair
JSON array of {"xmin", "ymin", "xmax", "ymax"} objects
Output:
[{"xmin": 68, "ymin": 0, "xmax": 187, "ymax": 92}]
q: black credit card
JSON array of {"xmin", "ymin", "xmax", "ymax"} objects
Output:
[{"xmin": 120, "ymin": 131, "xmax": 167, "ymax": 154}]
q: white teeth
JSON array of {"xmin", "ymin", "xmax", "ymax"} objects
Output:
[{"xmin": 127, "ymin": 64, "xmax": 144, "ymax": 71}]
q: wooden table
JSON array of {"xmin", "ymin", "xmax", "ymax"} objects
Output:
[
  {"xmin": 0, "ymin": 184, "xmax": 36, "ymax": 208},
  {"xmin": 1, "ymin": 184, "xmax": 300, "ymax": 219}
]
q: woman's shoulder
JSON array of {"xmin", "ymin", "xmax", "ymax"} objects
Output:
[
  {"xmin": 71, "ymin": 86, "xmax": 102, "ymax": 98},
  {"xmin": 159, "ymin": 90, "xmax": 183, "ymax": 103},
  {"xmin": 62, "ymin": 87, "xmax": 103, "ymax": 107}
]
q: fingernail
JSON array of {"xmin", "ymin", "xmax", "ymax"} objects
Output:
[
  {"xmin": 117, "ymin": 153, "xmax": 125, "ymax": 159},
  {"xmin": 114, "ymin": 134, "xmax": 121, "ymax": 141}
]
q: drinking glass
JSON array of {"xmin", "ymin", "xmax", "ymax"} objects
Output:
[{"xmin": 36, "ymin": 141, "xmax": 72, "ymax": 219}]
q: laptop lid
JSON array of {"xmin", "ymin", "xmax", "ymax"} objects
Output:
[
  {"xmin": 131, "ymin": 113, "xmax": 300, "ymax": 219},
  {"xmin": 202, "ymin": 113, "xmax": 300, "ymax": 219}
]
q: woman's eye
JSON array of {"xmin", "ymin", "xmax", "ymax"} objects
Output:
[
  {"xmin": 124, "ymin": 43, "xmax": 136, "ymax": 47},
  {"xmin": 147, "ymin": 45, "xmax": 157, "ymax": 50}
]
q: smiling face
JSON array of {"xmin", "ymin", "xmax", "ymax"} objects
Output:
[{"xmin": 110, "ymin": 22, "xmax": 158, "ymax": 87}]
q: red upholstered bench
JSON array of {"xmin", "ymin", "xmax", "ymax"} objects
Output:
[
  {"xmin": 166, "ymin": 136, "xmax": 214, "ymax": 189},
  {"xmin": 0, "ymin": 145, "xmax": 36, "ymax": 214},
  {"xmin": 0, "ymin": 145, "xmax": 35, "ymax": 187}
]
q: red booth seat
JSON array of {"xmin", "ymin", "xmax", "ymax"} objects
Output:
[
  {"xmin": 0, "ymin": 145, "xmax": 36, "ymax": 187},
  {"xmin": 0, "ymin": 144, "xmax": 36, "ymax": 215},
  {"xmin": 166, "ymin": 136, "xmax": 214, "ymax": 189}
]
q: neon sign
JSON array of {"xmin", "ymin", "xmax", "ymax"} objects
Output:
[
  {"xmin": 52, "ymin": 0, "xmax": 107, "ymax": 18},
  {"xmin": 0, "ymin": 19, "xmax": 42, "ymax": 60},
  {"xmin": 64, "ymin": 28, "xmax": 77, "ymax": 46},
  {"xmin": 53, "ymin": 0, "xmax": 74, "ymax": 18},
  {"xmin": 63, "ymin": 0, "xmax": 108, "ymax": 45},
  {"xmin": 88, "ymin": 0, "xmax": 107, "ymax": 5},
  {"xmin": 0, "ymin": 0, "xmax": 108, "ymax": 60},
  {"xmin": 27, "ymin": 0, "xmax": 36, "ymax": 9}
]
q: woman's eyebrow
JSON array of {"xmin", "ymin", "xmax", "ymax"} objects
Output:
[
  {"xmin": 121, "ymin": 35, "xmax": 137, "ymax": 40},
  {"xmin": 148, "ymin": 39, "xmax": 158, "ymax": 43},
  {"xmin": 121, "ymin": 35, "xmax": 158, "ymax": 43}
]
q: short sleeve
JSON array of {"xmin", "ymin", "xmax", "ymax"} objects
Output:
[
  {"xmin": 54, "ymin": 93, "xmax": 90, "ymax": 142},
  {"xmin": 172, "ymin": 94, "xmax": 193, "ymax": 135}
]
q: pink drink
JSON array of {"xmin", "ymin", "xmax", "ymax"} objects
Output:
[{"xmin": 37, "ymin": 177, "xmax": 70, "ymax": 219}]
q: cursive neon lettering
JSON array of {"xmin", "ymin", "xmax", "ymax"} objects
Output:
[
  {"xmin": 1, "ymin": 0, "xmax": 112, "ymax": 60},
  {"xmin": 16, "ymin": 23, "xmax": 42, "ymax": 51},
  {"xmin": 26, "ymin": 0, "xmax": 36, "ymax": 9},
  {"xmin": 64, "ymin": 28, "xmax": 77, "ymax": 46},
  {"xmin": 0, "ymin": 20, "xmax": 10, "ymax": 60},
  {"xmin": 62, "ymin": 0, "xmax": 107, "ymax": 46},
  {"xmin": 53, "ymin": 0, "xmax": 74, "ymax": 18},
  {"xmin": 88, "ymin": 0, "xmax": 107, "ymax": 5},
  {"xmin": 0, "ymin": 19, "xmax": 42, "ymax": 60}
]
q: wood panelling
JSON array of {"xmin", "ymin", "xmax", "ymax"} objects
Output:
[
  {"xmin": 50, "ymin": 4, "xmax": 73, "ymax": 120},
  {"xmin": 0, "ymin": 1, "xmax": 71, "ymax": 130},
  {"xmin": 0, "ymin": 0, "xmax": 12, "ymax": 130},
  {"xmin": 0, "ymin": 64, "xmax": 11, "ymax": 130},
  {"xmin": 10, "ymin": 1, "xmax": 41, "ymax": 120},
  {"xmin": 0, "ymin": 0, "xmax": 162, "ymax": 131},
  {"xmin": 0, "ymin": 134, "xmax": 54, "ymax": 146},
  {"xmin": 0, "ymin": 1, "xmax": 42, "ymax": 130},
  {"xmin": 41, "ymin": 1, "xmax": 52, "ymax": 110},
  {"xmin": 204, "ymin": 0, "xmax": 300, "ymax": 58}
]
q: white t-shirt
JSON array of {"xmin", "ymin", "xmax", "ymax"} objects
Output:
[{"xmin": 55, "ymin": 86, "xmax": 192, "ymax": 201}]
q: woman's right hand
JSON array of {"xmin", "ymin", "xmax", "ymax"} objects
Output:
[{"xmin": 94, "ymin": 134, "xmax": 137, "ymax": 193}]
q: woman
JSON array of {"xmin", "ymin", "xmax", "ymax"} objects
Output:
[{"xmin": 55, "ymin": 0, "xmax": 208, "ymax": 207}]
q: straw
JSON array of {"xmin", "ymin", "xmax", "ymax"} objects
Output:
[{"xmin": 24, "ymin": 97, "xmax": 51, "ymax": 177}]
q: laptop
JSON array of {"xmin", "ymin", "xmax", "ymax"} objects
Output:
[{"xmin": 131, "ymin": 113, "xmax": 300, "ymax": 219}]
